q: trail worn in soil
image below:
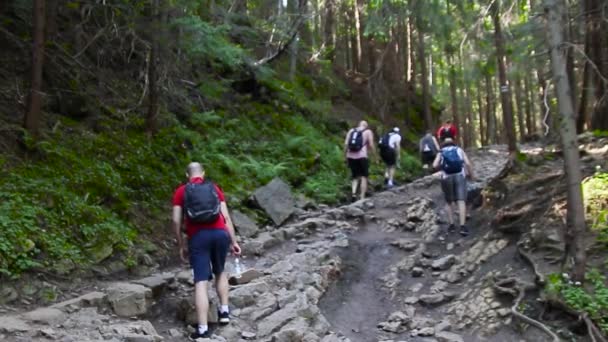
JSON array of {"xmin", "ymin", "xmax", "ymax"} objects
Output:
[{"xmin": 3, "ymin": 143, "xmax": 605, "ymax": 341}]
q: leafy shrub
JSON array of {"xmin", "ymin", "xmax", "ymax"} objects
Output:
[
  {"xmin": 582, "ymin": 171, "xmax": 608, "ymax": 245},
  {"xmin": 547, "ymin": 270, "xmax": 608, "ymax": 334}
]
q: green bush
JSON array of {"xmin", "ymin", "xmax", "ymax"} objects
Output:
[
  {"xmin": 582, "ymin": 171, "xmax": 608, "ymax": 245},
  {"xmin": 547, "ymin": 270, "xmax": 608, "ymax": 334}
]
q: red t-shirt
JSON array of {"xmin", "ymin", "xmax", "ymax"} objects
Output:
[{"xmin": 172, "ymin": 177, "xmax": 226, "ymax": 238}]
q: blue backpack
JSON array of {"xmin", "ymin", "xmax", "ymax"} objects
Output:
[{"xmin": 441, "ymin": 147, "xmax": 464, "ymax": 174}]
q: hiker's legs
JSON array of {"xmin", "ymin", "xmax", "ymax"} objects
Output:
[
  {"xmin": 194, "ymin": 281, "xmax": 209, "ymax": 325},
  {"xmin": 454, "ymin": 174, "xmax": 467, "ymax": 225},
  {"xmin": 209, "ymin": 230, "xmax": 231, "ymax": 307},
  {"xmin": 351, "ymin": 178, "xmax": 359, "ymax": 196},
  {"xmin": 215, "ymin": 273, "xmax": 229, "ymax": 306},
  {"xmin": 457, "ymin": 200, "xmax": 466, "ymax": 226},
  {"xmin": 360, "ymin": 177, "xmax": 368, "ymax": 199},
  {"xmin": 388, "ymin": 165, "xmax": 396, "ymax": 183},
  {"xmin": 445, "ymin": 202, "xmax": 454, "ymax": 225}
]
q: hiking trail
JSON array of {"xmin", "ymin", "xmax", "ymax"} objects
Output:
[{"xmin": 0, "ymin": 145, "xmax": 576, "ymax": 341}]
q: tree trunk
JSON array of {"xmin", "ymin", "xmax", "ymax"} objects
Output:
[
  {"xmin": 543, "ymin": 0, "xmax": 587, "ymax": 282},
  {"xmin": 417, "ymin": 26, "xmax": 433, "ymax": 131},
  {"xmin": 585, "ymin": 0, "xmax": 608, "ymax": 130},
  {"xmin": 24, "ymin": 0, "xmax": 46, "ymax": 137},
  {"xmin": 514, "ymin": 76, "xmax": 527, "ymax": 140},
  {"xmin": 485, "ymin": 73, "xmax": 497, "ymax": 144},
  {"xmin": 477, "ymin": 78, "xmax": 486, "ymax": 146},
  {"xmin": 146, "ymin": 0, "xmax": 161, "ymax": 134},
  {"xmin": 288, "ymin": 0, "xmax": 299, "ymax": 80},
  {"xmin": 524, "ymin": 74, "xmax": 535, "ymax": 136},
  {"xmin": 576, "ymin": 49, "xmax": 590, "ymax": 132},
  {"xmin": 448, "ymin": 56, "xmax": 459, "ymax": 137},
  {"xmin": 353, "ymin": 0, "xmax": 363, "ymax": 72},
  {"xmin": 45, "ymin": 0, "xmax": 58, "ymax": 40},
  {"xmin": 492, "ymin": 1, "xmax": 517, "ymax": 152},
  {"xmin": 323, "ymin": 0, "xmax": 336, "ymax": 62},
  {"xmin": 464, "ymin": 81, "xmax": 474, "ymax": 147}
]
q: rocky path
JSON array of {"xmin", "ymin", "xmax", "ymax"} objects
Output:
[{"xmin": 0, "ymin": 145, "xmax": 534, "ymax": 342}]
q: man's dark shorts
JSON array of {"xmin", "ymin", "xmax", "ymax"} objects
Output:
[
  {"xmin": 440, "ymin": 173, "xmax": 467, "ymax": 203},
  {"xmin": 347, "ymin": 158, "xmax": 369, "ymax": 178},
  {"xmin": 380, "ymin": 148, "xmax": 397, "ymax": 167},
  {"xmin": 421, "ymin": 151, "xmax": 436, "ymax": 165},
  {"xmin": 189, "ymin": 229, "xmax": 230, "ymax": 283}
]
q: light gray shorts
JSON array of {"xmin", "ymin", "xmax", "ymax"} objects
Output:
[{"xmin": 441, "ymin": 173, "xmax": 467, "ymax": 203}]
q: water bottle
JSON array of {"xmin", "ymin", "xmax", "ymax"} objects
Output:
[{"xmin": 234, "ymin": 258, "xmax": 242, "ymax": 278}]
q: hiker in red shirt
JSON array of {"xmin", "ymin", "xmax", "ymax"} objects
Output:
[
  {"xmin": 172, "ymin": 162, "xmax": 241, "ymax": 339},
  {"xmin": 436, "ymin": 120, "xmax": 458, "ymax": 142}
]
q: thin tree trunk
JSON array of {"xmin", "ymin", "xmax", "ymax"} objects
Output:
[
  {"xmin": 477, "ymin": 78, "xmax": 486, "ymax": 146},
  {"xmin": 492, "ymin": 1, "xmax": 517, "ymax": 152},
  {"xmin": 576, "ymin": 50, "xmax": 590, "ymax": 132},
  {"xmin": 543, "ymin": 0, "xmax": 587, "ymax": 282},
  {"xmin": 24, "ymin": 0, "xmax": 46, "ymax": 137},
  {"xmin": 146, "ymin": 0, "xmax": 160, "ymax": 134},
  {"xmin": 417, "ymin": 26, "xmax": 433, "ymax": 131},
  {"xmin": 324, "ymin": 0, "xmax": 336, "ymax": 63},
  {"xmin": 514, "ymin": 76, "xmax": 527, "ymax": 140},
  {"xmin": 464, "ymin": 81, "xmax": 474, "ymax": 147},
  {"xmin": 353, "ymin": 0, "xmax": 362, "ymax": 71},
  {"xmin": 524, "ymin": 74, "xmax": 534, "ymax": 136},
  {"xmin": 485, "ymin": 73, "xmax": 497, "ymax": 144},
  {"xmin": 448, "ymin": 56, "xmax": 459, "ymax": 137}
]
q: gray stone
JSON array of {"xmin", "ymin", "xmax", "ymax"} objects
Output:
[
  {"xmin": 436, "ymin": 331, "xmax": 464, "ymax": 342},
  {"xmin": 0, "ymin": 286, "xmax": 18, "ymax": 304},
  {"xmin": 230, "ymin": 281, "xmax": 271, "ymax": 308},
  {"xmin": 133, "ymin": 274, "xmax": 170, "ymax": 297},
  {"xmin": 431, "ymin": 255, "xmax": 456, "ymax": 271},
  {"xmin": 0, "ymin": 316, "xmax": 30, "ymax": 333},
  {"xmin": 23, "ymin": 307, "xmax": 67, "ymax": 325},
  {"xmin": 176, "ymin": 270, "xmax": 194, "ymax": 285},
  {"xmin": 168, "ymin": 328, "xmax": 182, "ymax": 337},
  {"xmin": 253, "ymin": 178, "xmax": 295, "ymax": 226},
  {"xmin": 412, "ymin": 267, "xmax": 425, "ymax": 277},
  {"xmin": 417, "ymin": 327, "xmax": 435, "ymax": 336},
  {"xmin": 232, "ymin": 210, "xmax": 259, "ymax": 238},
  {"xmin": 229, "ymin": 269, "xmax": 264, "ymax": 286},
  {"xmin": 404, "ymin": 297, "xmax": 419, "ymax": 305},
  {"xmin": 419, "ymin": 293, "xmax": 446, "ymax": 305},
  {"xmin": 51, "ymin": 291, "xmax": 106, "ymax": 310},
  {"xmin": 106, "ymin": 283, "xmax": 152, "ymax": 317},
  {"xmin": 391, "ymin": 239, "xmax": 419, "ymax": 251},
  {"xmin": 241, "ymin": 331, "xmax": 257, "ymax": 340}
]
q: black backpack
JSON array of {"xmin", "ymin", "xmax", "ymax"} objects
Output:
[
  {"xmin": 184, "ymin": 180, "xmax": 221, "ymax": 223},
  {"xmin": 347, "ymin": 129, "xmax": 366, "ymax": 152},
  {"xmin": 378, "ymin": 132, "xmax": 393, "ymax": 150}
]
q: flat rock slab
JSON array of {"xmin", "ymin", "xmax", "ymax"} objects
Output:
[
  {"xmin": 0, "ymin": 316, "xmax": 30, "ymax": 333},
  {"xmin": 51, "ymin": 291, "xmax": 107, "ymax": 310},
  {"xmin": 133, "ymin": 273, "xmax": 172, "ymax": 297},
  {"xmin": 232, "ymin": 210, "xmax": 260, "ymax": 238},
  {"xmin": 22, "ymin": 307, "xmax": 67, "ymax": 325}
]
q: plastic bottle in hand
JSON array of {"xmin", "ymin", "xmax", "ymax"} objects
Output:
[{"xmin": 234, "ymin": 258, "xmax": 242, "ymax": 278}]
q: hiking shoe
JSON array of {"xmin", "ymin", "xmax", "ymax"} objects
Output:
[
  {"xmin": 350, "ymin": 194, "xmax": 357, "ymax": 203},
  {"xmin": 447, "ymin": 224, "xmax": 456, "ymax": 233},
  {"xmin": 460, "ymin": 225, "xmax": 470, "ymax": 236},
  {"xmin": 218, "ymin": 310, "xmax": 230, "ymax": 325},
  {"xmin": 189, "ymin": 330, "xmax": 211, "ymax": 340},
  {"xmin": 384, "ymin": 177, "xmax": 389, "ymax": 185}
]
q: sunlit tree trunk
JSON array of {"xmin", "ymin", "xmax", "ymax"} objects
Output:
[
  {"xmin": 353, "ymin": 0, "xmax": 363, "ymax": 72},
  {"xmin": 544, "ymin": 0, "xmax": 587, "ymax": 282},
  {"xmin": 524, "ymin": 74, "xmax": 535, "ymax": 135},
  {"xmin": 485, "ymin": 73, "xmax": 497, "ymax": 144},
  {"xmin": 477, "ymin": 78, "xmax": 486, "ymax": 146},
  {"xmin": 323, "ymin": 0, "xmax": 336, "ymax": 63},
  {"xmin": 417, "ymin": 26, "xmax": 433, "ymax": 131},
  {"xmin": 24, "ymin": 0, "xmax": 46, "ymax": 137},
  {"xmin": 514, "ymin": 76, "xmax": 526, "ymax": 140},
  {"xmin": 492, "ymin": 1, "xmax": 517, "ymax": 152}
]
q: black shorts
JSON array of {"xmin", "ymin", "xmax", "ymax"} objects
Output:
[
  {"xmin": 380, "ymin": 148, "xmax": 397, "ymax": 167},
  {"xmin": 347, "ymin": 158, "xmax": 369, "ymax": 178},
  {"xmin": 421, "ymin": 151, "xmax": 436, "ymax": 165}
]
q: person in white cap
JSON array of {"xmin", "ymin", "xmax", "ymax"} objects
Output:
[{"xmin": 378, "ymin": 127, "xmax": 402, "ymax": 188}]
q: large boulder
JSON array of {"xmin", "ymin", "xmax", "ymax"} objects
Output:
[
  {"xmin": 106, "ymin": 283, "xmax": 152, "ymax": 317},
  {"xmin": 231, "ymin": 210, "xmax": 260, "ymax": 238},
  {"xmin": 253, "ymin": 178, "xmax": 295, "ymax": 226}
]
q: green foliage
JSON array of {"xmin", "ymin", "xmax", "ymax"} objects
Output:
[
  {"xmin": 583, "ymin": 171, "xmax": 608, "ymax": 245},
  {"xmin": 546, "ymin": 271, "xmax": 608, "ymax": 334}
]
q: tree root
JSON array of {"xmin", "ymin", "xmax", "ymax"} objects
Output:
[
  {"xmin": 516, "ymin": 244, "xmax": 546, "ymax": 285},
  {"xmin": 544, "ymin": 295, "xmax": 608, "ymax": 342},
  {"xmin": 492, "ymin": 277, "xmax": 560, "ymax": 342}
]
